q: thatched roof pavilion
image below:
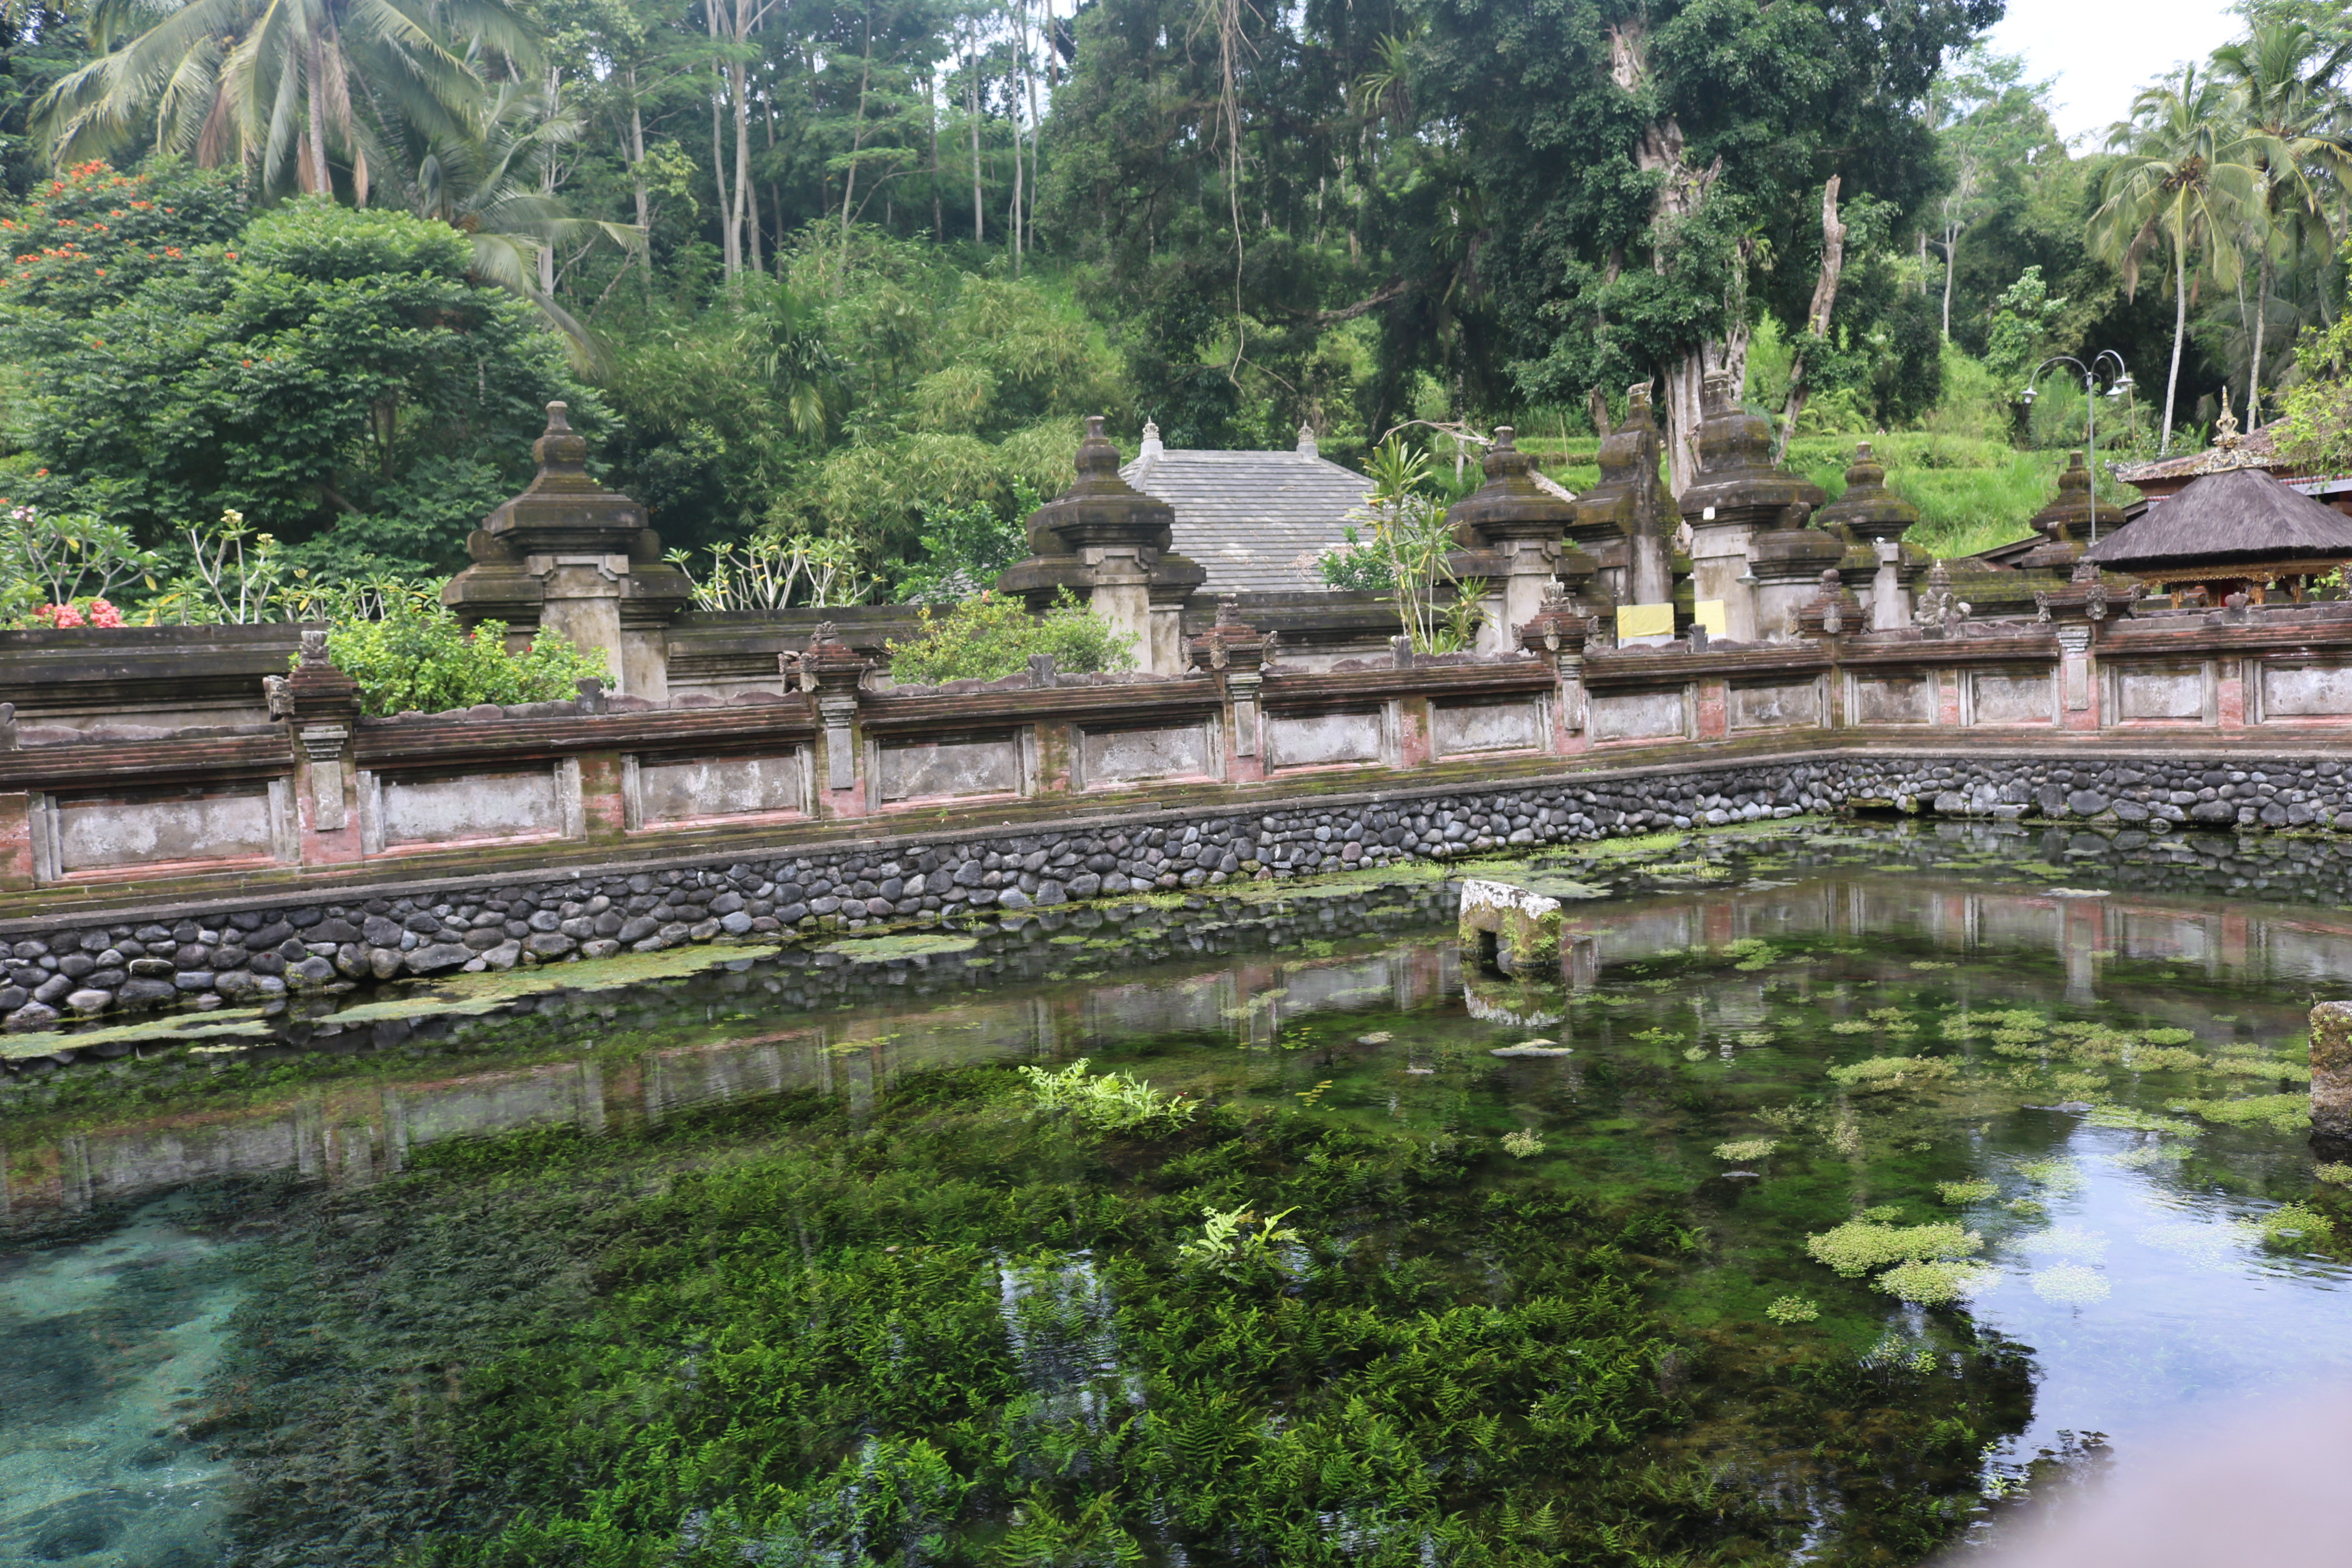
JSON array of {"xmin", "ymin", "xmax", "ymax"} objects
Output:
[{"xmin": 2083, "ymin": 464, "xmax": 2352, "ymax": 605}]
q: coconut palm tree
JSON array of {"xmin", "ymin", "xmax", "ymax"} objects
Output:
[
  {"xmin": 397, "ymin": 79, "xmax": 643, "ymax": 362},
  {"xmin": 35, "ymin": 0, "xmax": 535, "ymax": 200},
  {"xmin": 2211, "ymin": 20, "xmax": 2352, "ymax": 424},
  {"xmin": 2092, "ymin": 65, "xmax": 2260, "ymax": 453}
]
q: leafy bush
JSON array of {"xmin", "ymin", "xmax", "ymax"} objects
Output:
[
  {"xmin": 321, "ymin": 599, "xmax": 607, "ymax": 716},
  {"xmin": 0, "ymin": 502, "xmax": 159, "ymax": 626},
  {"xmin": 1765, "ymin": 1295, "xmax": 1819, "ymax": 1324},
  {"xmin": 884, "ymin": 588, "xmax": 1135, "ymax": 685}
]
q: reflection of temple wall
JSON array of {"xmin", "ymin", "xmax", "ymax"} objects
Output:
[{"xmin": 17, "ymin": 870, "xmax": 2352, "ymax": 1229}]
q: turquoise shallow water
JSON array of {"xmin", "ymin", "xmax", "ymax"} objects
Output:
[
  {"xmin": 0, "ymin": 1196, "xmax": 243, "ymax": 1566},
  {"xmin": 2, "ymin": 821, "xmax": 2349, "ymax": 1562}
]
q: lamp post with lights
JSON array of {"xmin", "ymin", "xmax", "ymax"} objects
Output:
[{"xmin": 2020, "ymin": 352, "xmax": 2134, "ymax": 544}]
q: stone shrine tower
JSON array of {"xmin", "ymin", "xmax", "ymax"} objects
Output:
[{"xmin": 442, "ymin": 403, "xmax": 691, "ymax": 700}]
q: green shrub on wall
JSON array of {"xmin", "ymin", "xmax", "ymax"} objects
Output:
[
  {"xmin": 320, "ymin": 600, "xmax": 606, "ymax": 716},
  {"xmin": 885, "ymin": 589, "xmax": 1136, "ymax": 685}
]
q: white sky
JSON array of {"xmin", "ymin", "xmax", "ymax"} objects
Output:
[{"xmin": 1985, "ymin": 0, "xmax": 2249, "ymax": 146}]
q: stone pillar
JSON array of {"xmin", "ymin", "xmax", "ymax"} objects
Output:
[
  {"xmin": 272, "ymin": 629, "xmax": 364, "ymax": 865},
  {"xmin": 442, "ymin": 403, "xmax": 691, "ymax": 700},
  {"xmin": 1569, "ymin": 384, "xmax": 1664, "ymax": 616},
  {"xmin": 793, "ymin": 623, "xmax": 874, "ymax": 816},
  {"xmin": 1189, "ymin": 600, "xmax": 1270, "ymax": 783},
  {"xmin": 1444, "ymin": 426, "xmax": 1585, "ymax": 652},
  {"xmin": 2013, "ymin": 451, "xmax": 2102, "ymax": 577},
  {"xmin": 1817, "ymin": 444, "xmax": 1928, "ymax": 631},
  {"xmin": 998, "ymin": 416, "xmax": 1207, "ymax": 675},
  {"xmin": 2311, "ymin": 1001, "xmax": 2352, "ymax": 1145},
  {"xmin": 1517, "ymin": 586, "xmax": 1593, "ymax": 754},
  {"xmin": 2035, "ymin": 559, "xmax": 2134, "ymax": 732},
  {"xmin": 1677, "ymin": 371, "xmax": 1827, "ymax": 642}
]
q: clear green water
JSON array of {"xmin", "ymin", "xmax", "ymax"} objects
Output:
[{"xmin": 2, "ymin": 821, "xmax": 2347, "ymax": 1565}]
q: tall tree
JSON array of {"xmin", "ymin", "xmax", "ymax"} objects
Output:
[
  {"xmin": 1925, "ymin": 47, "xmax": 2062, "ymax": 342},
  {"xmin": 2092, "ymin": 64, "xmax": 2258, "ymax": 453},
  {"xmin": 1420, "ymin": 0, "xmax": 1998, "ymax": 495},
  {"xmin": 36, "ymin": 0, "xmax": 536, "ymax": 198},
  {"xmin": 2211, "ymin": 18, "xmax": 2352, "ymax": 424}
]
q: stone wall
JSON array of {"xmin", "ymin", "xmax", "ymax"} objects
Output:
[{"xmin": 9, "ymin": 742, "xmax": 2352, "ymax": 1033}]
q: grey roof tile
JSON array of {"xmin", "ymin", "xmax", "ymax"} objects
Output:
[{"xmin": 1122, "ymin": 449, "xmax": 1374, "ymax": 593}]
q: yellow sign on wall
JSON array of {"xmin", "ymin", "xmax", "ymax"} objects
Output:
[
  {"xmin": 1616, "ymin": 602, "xmax": 1675, "ymax": 640},
  {"xmin": 1692, "ymin": 599, "xmax": 1728, "ymax": 637}
]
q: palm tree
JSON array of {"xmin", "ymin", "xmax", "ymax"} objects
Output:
[
  {"xmin": 398, "ymin": 80, "xmax": 644, "ymax": 362},
  {"xmin": 2092, "ymin": 65, "xmax": 2259, "ymax": 453},
  {"xmin": 35, "ymin": 0, "xmax": 535, "ymax": 200},
  {"xmin": 2212, "ymin": 20, "xmax": 2352, "ymax": 424}
]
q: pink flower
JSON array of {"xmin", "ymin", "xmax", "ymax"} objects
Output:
[
  {"xmin": 86, "ymin": 598, "xmax": 121, "ymax": 628},
  {"xmin": 38, "ymin": 602, "xmax": 84, "ymax": 628}
]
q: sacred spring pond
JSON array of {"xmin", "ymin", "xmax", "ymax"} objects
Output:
[{"xmin": 2, "ymin": 821, "xmax": 2348, "ymax": 1567}]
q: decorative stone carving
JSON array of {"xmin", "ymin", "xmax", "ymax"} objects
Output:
[
  {"xmin": 1188, "ymin": 600, "xmax": 1269, "ymax": 756},
  {"xmin": 2015, "ymin": 450, "xmax": 2102, "ymax": 571},
  {"xmin": 1912, "ymin": 560, "xmax": 1972, "ymax": 632},
  {"xmin": 1794, "ymin": 569, "xmax": 1863, "ymax": 639},
  {"xmin": 1570, "ymin": 383, "xmax": 1667, "ymax": 612},
  {"xmin": 797, "ymin": 623, "xmax": 874, "ymax": 793}
]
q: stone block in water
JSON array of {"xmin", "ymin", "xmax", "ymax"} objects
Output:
[
  {"xmin": 2311, "ymin": 1001, "xmax": 2352, "ymax": 1143},
  {"xmin": 1458, "ymin": 878, "xmax": 1564, "ymax": 972}
]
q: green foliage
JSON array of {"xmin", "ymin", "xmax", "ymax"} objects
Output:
[
  {"xmin": 2259, "ymin": 1200, "xmax": 2335, "ymax": 1247},
  {"xmin": 1985, "ymin": 266, "xmax": 2070, "ymax": 386},
  {"xmin": 1017, "ymin": 1058, "xmax": 1197, "ymax": 1133},
  {"xmin": 1935, "ymin": 1180, "xmax": 1998, "ymax": 1204},
  {"xmin": 1337, "ymin": 437, "xmax": 1483, "ymax": 654},
  {"xmin": 1174, "ymin": 1202, "xmax": 1303, "ymax": 1275},
  {"xmin": 1875, "ymin": 1259, "xmax": 1998, "ymax": 1305},
  {"xmin": 1711, "ymin": 1138, "xmax": 1779, "ymax": 1162},
  {"xmin": 888, "ymin": 483, "xmax": 1037, "ymax": 604},
  {"xmin": 667, "ymin": 530, "xmax": 873, "ymax": 610},
  {"xmin": 1501, "ymin": 1129, "xmax": 1544, "ymax": 1158},
  {"xmin": 321, "ymin": 598, "xmax": 606, "ymax": 716},
  {"xmin": 0, "ymin": 501, "xmax": 158, "ymax": 623},
  {"xmin": 0, "ymin": 184, "xmax": 590, "ymax": 578},
  {"xmin": 884, "ymin": 589, "xmax": 1136, "ymax": 687},
  {"xmin": 1825, "ymin": 1056, "xmax": 1957, "ymax": 1091},
  {"xmin": 1765, "ymin": 1295, "xmax": 1820, "ymax": 1325}
]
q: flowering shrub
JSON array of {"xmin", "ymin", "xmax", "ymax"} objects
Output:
[
  {"xmin": 0, "ymin": 158, "xmax": 243, "ymax": 315},
  {"xmin": 0, "ymin": 503, "xmax": 159, "ymax": 628},
  {"xmin": 32, "ymin": 598, "xmax": 123, "ymax": 628}
]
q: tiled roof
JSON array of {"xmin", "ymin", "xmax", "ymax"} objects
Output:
[{"xmin": 1122, "ymin": 447, "xmax": 1373, "ymax": 593}]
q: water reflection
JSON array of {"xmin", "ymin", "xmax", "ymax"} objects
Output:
[{"xmin": 5, "ymin": 873, "xmax": 2348, "ymax": 1225}]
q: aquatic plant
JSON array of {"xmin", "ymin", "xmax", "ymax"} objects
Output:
[
  {"xmin": 1934, "ymin": 1180, "xmax": 1997, "ymax": 1204},
  {"xmin": 1735, "ymin": 1031, "xmax": 1777, "ymax": 1048},
  {"xmin": 1175, "ymin": 1203, "xmax": 1303, "ymax": 1275},
  {"xmin": 1711, "ymin": 1138, "xmax": 1779, "ymax": 1162},
  {"xmin": 1805, "ymin": 1219, "xmax": 1984, "ymax": 1278},
  {"xmin": 1825, "ymin": 1056, "xmax": 1957, "ymax": 1091},
  {"xmin": 1501, "ymin": 1130, "xmax": 1544, "ymax": 1158},
  {"xmin": 1876, "ymin": 1260, "xmax": 1997, "ymax": 1305},
  {"xmin": 1018, "ymin": 1059, "xmax": 1197, "ymax": 1133},
  {"xmin": 2317, "ymin": 1162, "xmax": 2352, "ymax": 1184},
  {"xmin": 2083, "ymin": 1105, "xmax": 2199, "ymax": 1137},
  {"xmin": 1764, "ymin": 1296, "xmax": 1819, "ymax": 1324},
  {"xmin": 2258, "ymin": 1201, "xmax": 2335, "ymax": 1248},
  {"xmin": 2015, "ymin": 1158, "xmax": 2084, "ymax": 1194},
  {"xmin": 2176, "ymin": 1093, "xmax": 2310, "ymax": 1134}
]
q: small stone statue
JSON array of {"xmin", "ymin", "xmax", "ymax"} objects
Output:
[{"xmin": 1913, "ymin": 560, "xmax": 1971, "ymax": 632}]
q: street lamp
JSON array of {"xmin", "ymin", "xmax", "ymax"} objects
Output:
[{"xmin": 2020, "ymin": 352, "xmax": 2133, "ymax": 544}]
